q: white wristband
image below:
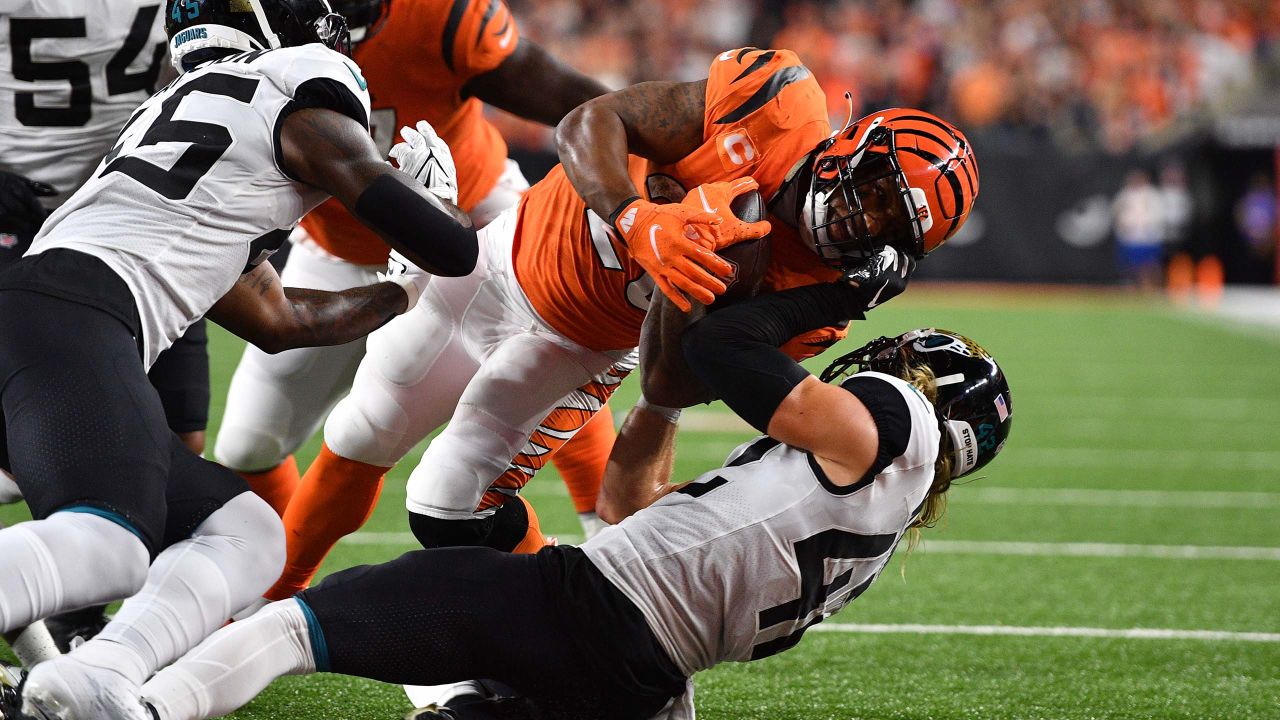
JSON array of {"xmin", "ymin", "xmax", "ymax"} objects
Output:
[{"xmin": 636, "ymin": 395, "xmax": 682, "ymax": 423}]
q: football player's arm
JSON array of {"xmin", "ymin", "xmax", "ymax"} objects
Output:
[
  {"xmin": 555, "ymin": 79, "xmax": 706, "ymax": 219},
  {"xmin": 464, "ymin": 37, "xmax": 609, "ymax": 126},
  {"xmin": 207, "ymin": 260, "xmax": 406, "ymax": 354},
  {"xmin": 598, "ymin": 293, "xmax": 711, "ymax": 523},
  {"xmin": 279, "ymin": 107, "xmax": 477, "ymax": 276},
  {"xmin": 556, "ymin": 81, "xmax": 743, "ymax": 312},
  {"xmin": 681, "ymin": 250, "xmax": 914, "ymax": 484}
]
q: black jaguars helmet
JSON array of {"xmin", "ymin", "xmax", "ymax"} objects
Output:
[
  {"xmin": 821, "ymin": 328, "xmax": 1012, "ymax": 478},
  {"xmin": 166, "ymin": 0, "xmax": 351, "ymax": 71},
  {"xmin": 329, "ymin": 0, "xmax": 390, "ymax": 42}
]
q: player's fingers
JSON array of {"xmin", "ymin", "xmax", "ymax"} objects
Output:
[
  {"xmin": 414, "ymin": 120, "xmax": 440, "ymax": 144},
  {"xmin": 676, "ymin": 255, "xmax": 731, "ymax": 291},
  {"xmin": 690, "ymin": 245, "xmax": 734, "ymax": 278},
  {"xmin": 669, "ymin": 269, "xmax": 721, "ymax": 306},
  {"xmin": 653, "ymin": 275, "xmax": 693, "ymax": 312},
  {"xmin": 398, "ymin": 125, "xmax": 424, "ymax": 147},
  {"xmin": 726, "ymin": 218, "xmax": 771, "ymax": 242},
  {"xmin": 727, "ymin": 176, "xmax": 759, "ymax": 197}
]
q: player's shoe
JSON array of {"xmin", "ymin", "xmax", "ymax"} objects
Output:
[
  {"xmin": 405, "ymin": 681, "xmax": 538, "ymax": 720},
  {"xmin": 21, "ymin": 655, "xmax": 148, "ymax": 720},
  {"xmin": 42, "ymin": 607, "xmax": 110, "ymax": 654}
]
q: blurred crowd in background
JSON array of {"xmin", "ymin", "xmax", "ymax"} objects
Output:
[
  {"xmin": 493, "ymin": 0, "xmax": 1280, "ymax": 286},
  {"xmin": 498, "ymin": 0, "xmax": 1278, "ymax": 155}
]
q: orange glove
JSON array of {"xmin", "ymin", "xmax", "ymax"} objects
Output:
[
  {"xmin": 612, "ymin": 197, "xmax": 734, "ymax": 312},
  {"xmin": 680, "ymin": 176, "xmax": 772, "ymax": 249}
]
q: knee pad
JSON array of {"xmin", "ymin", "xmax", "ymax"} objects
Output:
[
  {"xmin": 213, "ymin": 426, "xmax": 287, "ymax": 474},
  {"xmin": 407, "ymin": 498, "xmax": 527, "ymax": 553}
]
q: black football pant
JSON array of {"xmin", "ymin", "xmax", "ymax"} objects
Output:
[{"xmin": 298, "ymin": 545, "xmax": 687, "ymax": 720}]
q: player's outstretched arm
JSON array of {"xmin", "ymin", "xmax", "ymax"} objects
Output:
[
  {"xmin": 681, "ymin": 249, "xmax": 915, "ymax": 484},
  {"xmin": 598, "ymin": 291, "xmax": 713, "ymax": 522},
  {"xmin": 465, "ymin": 37, "xmax": 610, "ymax": 127},
  {"xmin": 279, "ymin": 107, "xmax": 477, "ymax": 277},
  {"xmin": 207, "ymin": 260, "xmax": 405, "ymax": 354}
]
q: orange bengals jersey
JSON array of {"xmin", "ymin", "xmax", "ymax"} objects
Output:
[
  {"xmin": 514, "ymin": 48, "xmax": 846, "ymax": 355},
  {"xmin": 301, "ymin": 0, "xmax": 520, "ymax": 265}
]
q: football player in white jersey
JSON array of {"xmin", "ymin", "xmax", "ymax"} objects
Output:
[
  {"xmin": 120, "ymin": 248, "xmax": 1014, "ymax": 720},
  {"xmin": 0, "ymin": 0, "xmax": 480, "ymax": 717},
  {"xmin": 0, "ymin": 0, "xmax": 213, "ymax": 658}
]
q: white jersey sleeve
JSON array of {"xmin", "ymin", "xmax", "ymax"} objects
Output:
[
  {"xmin": 582, "ymin": 372, "xmax": 940, "ymax": 677},
  {"xmin": 28, "ymin": 44, "xmax": 372, "ymax": 369},
  {"xmin": 0, "ymin": 0, "xmax": 167, "ymax": 205}
]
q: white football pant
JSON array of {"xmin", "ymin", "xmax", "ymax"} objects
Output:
[
  {"xmin": 214, "ymin": 160, "xmax": 529, "ymax": 473},
  {"xmin": 323, "ymin": 208, "xmax": 636, "ymax": 519}
]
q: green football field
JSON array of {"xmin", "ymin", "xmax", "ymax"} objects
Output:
[{"xmin": 4, "ymin": 285, "xmax": 1279, "ymax": 719}]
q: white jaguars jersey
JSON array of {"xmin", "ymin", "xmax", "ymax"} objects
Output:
[
  {"xmin": 583, "ymin": 372, "xmax": 940, "ymax": 683},
  {"xmin": 0, "ymin": 0, "xmax": 167, "ymax": 206},
  {"xmin": 28, "ymin": 43, "xmax": 371, "ymax": 368}
]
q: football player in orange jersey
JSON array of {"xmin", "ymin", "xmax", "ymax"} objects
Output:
[
  {"xmin": 298, "ymin": 44, "xmax": 975, "ymax": 567},
  {"xmin": 555, "ymin": 52, "xmax": 980, "ymax": 522},
  {"xmin": 212, "ymin": 0, "xmax": 617, "ymax": 560}
]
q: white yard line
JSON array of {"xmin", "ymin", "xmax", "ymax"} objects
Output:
[
  {"xmin": 338, "ymin": 533, "xmax": 1279, "ymax": 561},
  {"xmin": 808, "ymin": 623, "xmax": 1280, "ymax": 643},
  {"xmin": 919, "ymin": 540, "xmax": 1280, "ymax": 561},
  {"xmin": 959, "ymin": 487, "xmax": 1280, "ymax": 509}
]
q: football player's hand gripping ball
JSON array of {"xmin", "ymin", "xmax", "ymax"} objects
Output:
[
  {"xmin": 388, "ymin": 121, "xmax": 458, "ymax": 205},
  {"xmin": 842, "ymin": 246, "xmax": 915, "ymax": 312},
  {"xmin": 680, "ymin": 176, "xmax": 772, "ymax": 249},
  {"xmin": 612, "ymin": 198, "xmax": 734, "ymax": 313},
  {"xmin": 378, "ymin": 249, "xmax": 433, "ymax": 311}
]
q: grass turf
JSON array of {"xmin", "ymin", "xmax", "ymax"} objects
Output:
[{"xmin": 3, "ymin": 286, "xmax": 1278, "ymax": 718}]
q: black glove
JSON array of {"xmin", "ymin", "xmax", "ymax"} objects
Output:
[
  {"xmin": 841, "ymin": 246, "xmax": 916, "ymax": 312},
  {"xmin": 0, "ymin": 171, "xmax": 56, "ymax": 231}
]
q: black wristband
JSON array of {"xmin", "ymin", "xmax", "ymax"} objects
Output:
[
  {"xmin": 607, "ymin": 195, "xmax": 643, "ymax": 233},
  {"xmin": 354, "ymin": 173, "xmax": 477, "ymax": 277},
  {"xmin": 681, "ymin": 282, "xmax": 869, "ymax": 433}
]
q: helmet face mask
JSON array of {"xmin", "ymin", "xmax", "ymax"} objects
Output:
[
  {"xmin": 804, "ymin": 129, "xmax": 929, "ymax": 266},
  {"xmin": 798, "ymin": 108, "xmax": 979, "ymax": 269},
  {"xmin": 821, "ymin": 328, "xmax": 1012, "ymax": 478},
  {"xmin": 167, "ymin": 0, "xmax": 352, "ymax": 70}
]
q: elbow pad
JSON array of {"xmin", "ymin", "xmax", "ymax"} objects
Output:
[{"xmin": 354, "ymin": 174, "xmax": 478, "ymax": 277}]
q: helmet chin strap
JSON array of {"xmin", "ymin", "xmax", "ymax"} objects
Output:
[
  {"xmin": 830, "ymin": 91, "xmax": 856, "ymax": 139},
  {"xmin": 246, "ymin": 0, "xmax": 283, "ymax": 49}
]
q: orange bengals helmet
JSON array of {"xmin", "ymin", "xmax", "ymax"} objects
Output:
[{"xmin": 798, "ymin": 108, "xmax": 978, "ymax": 264}]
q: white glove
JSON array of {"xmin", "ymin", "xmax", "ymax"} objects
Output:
[
  {"xmin": 388, "ymin": 120, "xmax": 458, "ymax": 205},
  {"xmin": 378, "ymin": 248, "xmax": 432, "ymax": 311}
]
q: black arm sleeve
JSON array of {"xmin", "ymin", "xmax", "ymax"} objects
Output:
[
  {"xmin": 839, "ymin": 375, "xmax": 912, "ymax": 481},
  {"xmin": 681, "ymin": 282, "xmax": 869, "ymax": 433},
  {"xmin": 353, "ymin": 174, "xmax": 478, "ymax": 277}
]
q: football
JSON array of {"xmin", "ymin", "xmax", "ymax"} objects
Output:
[{"xmin": 711, "ymin": 189, "xmax": 772, "ymax": 309}]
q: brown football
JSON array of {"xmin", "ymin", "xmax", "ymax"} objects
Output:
[{"xmin": 711, "ymin": 189, "xmax": 772, "ymax": 310}]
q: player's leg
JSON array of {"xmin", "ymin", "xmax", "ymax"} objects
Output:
[
  {"xmin": 148, "ymin": 319, "xmax": 211, "ymax": 456},
  {"xmin": 548, "ymin": 403, "xmax": 616, "ymax": 539},
  {"xmin": 42, "ymin": 318, "xmax": 217, "ymax": 654},
  {"xmin": 23, "ymin": 437, "xmax": 284, "ymax": 718},
  {"xmin": 455, "ymin": 354, "xmax": 637, "ymax": 555},
  {"xmin": 263, "ymin": 271, "xmax": 484, "ymax": 600},
  {"xmin": 403, "ymin": 333, "xmax": 627, "ymax": 549},
  {"xmin": 214, "ymin": 238, "xmax": 382, "ymax": 515},
  {"xmin": 0, "ymin": 291, "xmax": 163, "ymax": 640},
  {"xmin": 142, "ymin": 547, "xmax": 677, "ymax": 720}
]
